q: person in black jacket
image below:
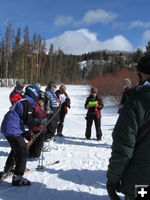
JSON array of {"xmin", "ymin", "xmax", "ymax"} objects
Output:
[
  {"xmin": 56, "ymin": 84, "xmax": 71, "ymax": 137},
  {"xmin": 84, "ymin": 87, "xmax": 104, "ymax": 141}
]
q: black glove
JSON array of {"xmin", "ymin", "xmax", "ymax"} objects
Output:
[
  {"xmin": 106, "ymin": 181, "xmax": 121, "ymax": 200},
  {"xmin": 23, "ymin": 131, "xmax": 34, "ymax": 141}
]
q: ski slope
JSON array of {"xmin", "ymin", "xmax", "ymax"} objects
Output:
[{"xmin": 0, "ymin": 85, "xmax": 122, "ymax": 200}]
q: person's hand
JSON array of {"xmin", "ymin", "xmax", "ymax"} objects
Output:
[
  {"xmin": 106, "ymin": 180, "xmax": 121, "ymax": 200},
  {"xmin": 46, "ymin": 109, "xmax": 53, "ymax": 116},
  {"xmin": 86, "ymin": 104, "xmax": 90, "ymax": 109}
]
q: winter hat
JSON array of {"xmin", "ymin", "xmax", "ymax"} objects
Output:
[
  {"xmin": 48, "ymin": 80, "xmax": 57, "ymax": 88},
  {"xmin": 91, "ymin": 87, "xmax": 97, "ymax": 93},
  {"xmin": 136, "ymin": 53, "xmax": 150, "ymax": 74},
  {"xmin": 16, "ymin": 80, "xmax": 24, "ymax": 87},
  {"xmin": 25, "ymin": 85, "xmax": 40, "ymax": 101}
]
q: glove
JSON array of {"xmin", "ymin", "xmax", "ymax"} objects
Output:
[
  {"xmin": 46, "ymin": 109, "xmax": 53, "ymax": 116},
  {"xmin": 106, "ymin": 181, "xmax": 121, "ymax": 200},
  {"xmin": 23, "ymin": 131, "xmax": 36, "ymax": 141}
]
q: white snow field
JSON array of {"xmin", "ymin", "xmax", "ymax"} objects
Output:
[{"xmin": 0, "ymin": 85, "xmax": 123, "ymax": 200}]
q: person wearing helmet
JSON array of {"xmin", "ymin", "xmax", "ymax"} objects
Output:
[
  {"xmin": 0, "ymin": 85, "xmax": 40, "ymax": 186},
  {"xmin": 84, "ymin": 87, "xmax": 103, "ymax": 141},
  {"xmin": 107, "ymin": 53, "xmax": 150, "ymax": 199},
  {"xmin": 56, "ymin": 84, "xmax": 71, "ymax": 137},
  {"xmin": 9, "ymin": 80, "xmax": 24, "ymax": 105}
]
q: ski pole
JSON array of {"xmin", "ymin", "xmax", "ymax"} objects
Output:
[{"xmin": 27, "ymin": 107, "xmax": 61, "ymax": 148}]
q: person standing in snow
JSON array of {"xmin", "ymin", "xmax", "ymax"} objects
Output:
[
  {"xmin": 118, "ymin": 78, "xmax": 132, "ymax": 113},
  {"xmin": 28, "ymin": 91, "xmax": 47, "ymax": 158},
  {"xmin": 107, "ymin": 53, "xmax": 150, "ymax": 200},
  {"xmin": 9, "ymin": 80, "xmax": 24, "ymax": 105},
  {"xmin": 1, "ymin": 86, "xmax": 40, "ymax": 186},
  {"xmin": 84, "ymin": 87, "xmax": 103, "ymax": 141},
  {"xmin": 43, "ymin": 81, "xmax": 60, "ymax": 150},
  {"xmin": 56, "ymin": 84, "xmax": 71, "ymax": 137}
]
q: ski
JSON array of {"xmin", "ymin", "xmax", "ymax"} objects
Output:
[{"xmin": 0, "ymin": 160, "xmax": 60, "ymax": 183}]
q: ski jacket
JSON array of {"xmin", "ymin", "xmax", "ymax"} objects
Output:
[
  {"xmin": 107, "ymin": 84, "xmax": 150, "ymax": 197},
  {"xmin": 1, "ymin": 99, "xmax": 37, "ymax": 137},
  {"xmin": 9, "ymin": 87, "xmax": 24, "ymax": 105},
  {"xmin": 85, "ymin": 95, "xmax": 103, "ymax": 118},
  {"xmin": 56, "ymin": 89, "xmax": 71, "ymax": 115},
  {"xmin": 45, "ymin": 87, "xmax": 59, "ymax": 111},
  {"xmin": 31, "ymin": 102, "xmax": 47, "ymax": 132}
]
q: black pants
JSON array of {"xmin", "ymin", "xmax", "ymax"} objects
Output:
[
  {"xmin": 5, "ymin": 135, "xmax": 29, "ymax": 176},
  {"xmin": 45, "ymin": 108, "xmax": 60, "ymax": 140},
  {"xmin": 57, "ymin": 109, "xmax": 66, "ymax": 134},
  {"xmin": 29, "ymin": 131, "xmax": 45, "ymax": 158},
  {"xmin": 85, "ymin": 115, "xmax": 102, "ymax": 140}
]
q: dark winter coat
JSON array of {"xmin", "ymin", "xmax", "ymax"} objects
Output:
[
  {"xmin": 1, "ymin": 98, "xmax": 37, "ymax": 137},
  {"xmin": 107, "ymin": 85, "xmax": 150, "ymax": 197},
  {"xmin": 85, "ymin": 95, "xmax": 103, "ymax": 118}
]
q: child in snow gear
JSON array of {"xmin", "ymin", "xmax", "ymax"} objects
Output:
[
  {"xmin": 107, "ymin": 53, "xmax": 150, "ymax": 199},
  {"xmin": 56, "ymin": 84, "xmax": 71, "ymax": 137},
  {"xmin": 84, "ymin": 87, "xmax": 103, "ymax": 141},
  {"xmin": 9, "ymin": 80, "xmax": 24, "ymax": 105},
  {"xmin": 1, "ymin": 86, "xmax": 40, "ymax": 186},
  {"xmin": 43, "ymin": 81, "xmax": 60, "ymax": 150},
  {"xmin": 28, "ymin": 91, "xmax": 47, "ymax": 158}
]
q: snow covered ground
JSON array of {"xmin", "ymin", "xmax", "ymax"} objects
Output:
[{"xmin": 0, "ymin": 85, "xmax": 122, "ymax": 200}]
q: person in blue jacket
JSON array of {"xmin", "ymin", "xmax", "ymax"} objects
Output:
[{"xmin": 1, "ymin": 85, "xmax": 40, "ymax": 186}]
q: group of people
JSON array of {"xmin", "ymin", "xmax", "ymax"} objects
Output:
[
  {"xmin": 1, "ymin": 53, "xmax": 150, "ymax": 199},
  {"xmin": 0, "ymin": 81, "xmax": 71, "ymax": 186}
]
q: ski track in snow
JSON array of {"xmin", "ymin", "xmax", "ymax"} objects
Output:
[{"xmin": 0, "ymin": 85, "xmax": 124, "ymax": 200}]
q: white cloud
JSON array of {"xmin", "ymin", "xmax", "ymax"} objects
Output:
[
  {"xmin": 54, "ymin": 9, "xmax": 117, "ymax": 28},
  {"xmin": 142, "ymin": 30, "xmax": 150, "ymax": 43},
  {"xmin": 54, "ymin": 15, "xmax": 74, "ymax": 27},
  {"xmin": 46, "ymin": 29, "xmax": 133, "ymax": 55},
  {"xmin": 80, "ymin": 9, "xmax": 117, "ymax": 25},
  {"xmin": 128, "ymin": 20, "xmax": 150, "ymax": 29}
]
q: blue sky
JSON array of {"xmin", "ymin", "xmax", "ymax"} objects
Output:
[{"xmin": 0, "ymin": 0, "xmax": 150, "ymax": 54}]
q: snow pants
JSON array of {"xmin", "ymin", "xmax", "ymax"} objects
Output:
[
  {"xmin": 29, "ymin": 131, "xmax": 45, "ymax": 158},
  {"xmin": 5, "ymin": 135, "xmax": 29, "ymax": 176},
  {"xmin": 85, "ymin": 115, "xmax": 102, "ymax": 140},
  {"xmin": 57, "ymin": 109, "xmax": 66, "ymax": 134},
  {"xmin": 45, "ymin": 108, "xmax": 60, "ymax": 140}
]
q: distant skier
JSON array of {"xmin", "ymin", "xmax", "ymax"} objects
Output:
[
  {"xmin": 118, "ymin": 78, "xmax": 132, "ymax": 113},
  {"xmin": 84, "ymin": 87, "xmax": 103, "ymax": 141},
  {"xmin": 1, "ymin": 85, "xmax": 40, "ymax": 186},
  {"xmin": 9, "ymin": 80, "xmax": 24, "ymax": 105},
  {"xmin": 56, "ymin": 84, "xmax": 71, "ymax": 137}
]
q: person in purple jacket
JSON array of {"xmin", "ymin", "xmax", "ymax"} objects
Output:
[{"xmin": 1, "ymin": 85, "xmax": 40, "ymax": 186}]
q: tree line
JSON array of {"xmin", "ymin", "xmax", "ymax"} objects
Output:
[
  {"xmin": 0, "ymin": 22, "xmax": 150, "ymax": 86},
  {"xmin": 0, "ymin": 22, "xmax": 82, "ymax": 86}
]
